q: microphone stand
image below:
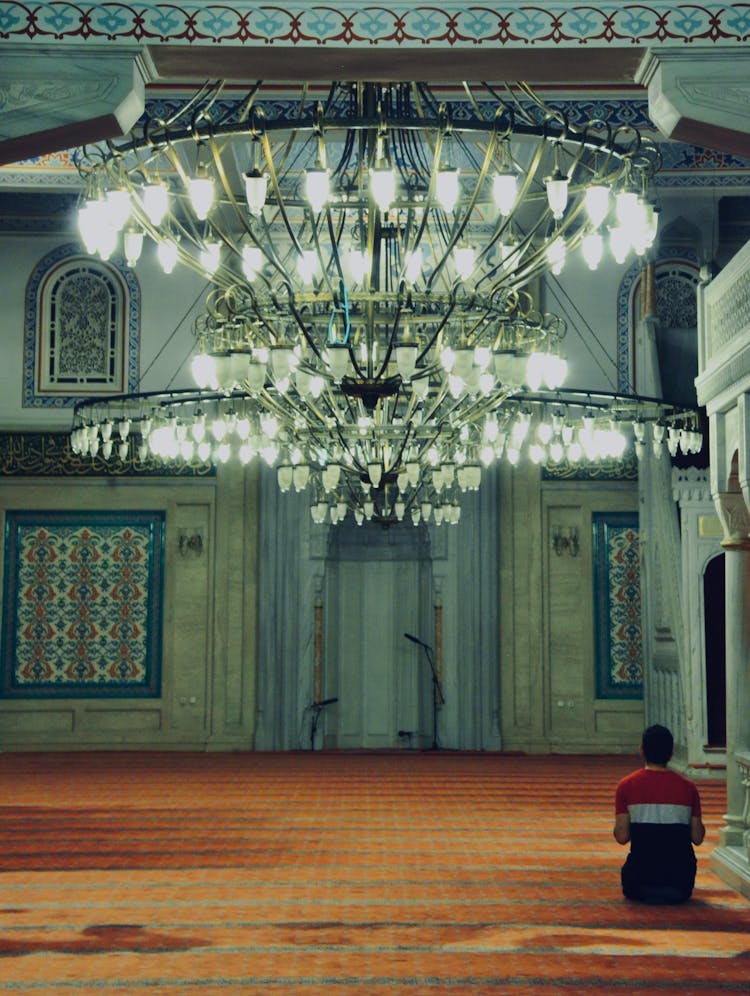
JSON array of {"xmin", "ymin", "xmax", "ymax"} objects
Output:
[
  {"xmin": 308, "ymin": 698, "xmax": 337, "ymax": 751},
  {"xmin": 405, "ymin": 634, "xmax": 444, "ymax": 750}
]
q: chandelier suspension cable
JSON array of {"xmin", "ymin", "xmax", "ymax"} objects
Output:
[{"xmin": 71, "ymin": 79, "xmax": 700, "ymax": 527}]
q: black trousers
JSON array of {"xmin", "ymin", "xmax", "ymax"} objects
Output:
[{"xmin": 621, "ymin": 852, "xmax": 696, "ymax": 904}]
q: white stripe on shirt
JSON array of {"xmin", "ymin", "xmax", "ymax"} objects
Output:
[{"xmin": 629, "ymin": 802, "xmax": 692, "ymax": 824}]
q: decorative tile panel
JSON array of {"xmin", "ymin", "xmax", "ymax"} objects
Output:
[
  {"xmin": 593, "ymin": 512, "xmax": 643, "ymax": 700},
  {"xmin": 0, "ymin": 3, "xmax": 749, "ymax": 47},
  {"xmin": 1, "ymin": 510, "xmax": 164, "ymax": 698}
]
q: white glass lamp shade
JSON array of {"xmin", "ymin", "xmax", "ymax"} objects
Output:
[
  {"xmin": 453, "ymin": 246, "xmax": 476, "ymax": 281},
  {"xmin": 305, "ymin": 168, "xmax": 330, "ymax": 213},
  {"xmin": 297, "ymin": 250, "xmax": 319, "ymax": 284},
  {"xmin": 581, "ymin": 231, "xmax": 604, "ymax": 270},
  {"xmin": 584, "ymin": 184, "xmax": 610, "ymax": 228},
  {"xmin": 77, "ymin": 203, "xmax": 101, "ymax": 255},
  {"xmin": 395, "ymin": 343, "xmax": 419, "ymax": 382},
  {"xmin": 188, "ymin": 174, "xmax": 215, "ymax": 221},
  {"xmin": 609, "ymin": 225, "xmax": 630, "ymax": 264},
  {"xmin": 192, "ymin": 353, "xmax": 217, "ymax": 389},
  {"xmin": 96, "ymin": 224, "xmax": 118, "ymax": 260},
  {"xmin": 157, "ymin": 239, "xmax": 179, "ymax": 274},
  {"xmin": 546, "ymin": 236, "xmax": 566, "ymax": 275},
  {"xmin": 141, "ymin": 183, "xmax": 169, "ymax": 225},
  {"xmin": 105, "ymin": 188, "xmax": 131, "ymax": 230},
  {"xmin": 493, "ymin": 171, "xmax": 517, "ymax": 216},
  {"xmin": 270, "ymin": 347, "xmax": 294, "ymax": 382},
  {"xmin": 369, "ymin": 167, "xmax": 396, "ymax": 212},
  {"xmin": 229, "ymin": 352, "xmax": 251, "ymax": 387},
  {"xmin": 277, "ymin": 465, "xmax": 293, "ymax": 492},
  {"xmin": 404, "ymin": 248, "xmax": 423, "ymax": 284},
  {"xmin": 293, "ymin": 465, "xmax": 310, "ymax": 492},
  {"xmin": 367, "ymin": 462, "xmax": 382, "ymax": 488},
  {"xmin": 213, "ymin": 355, "xmax": 234, "ymax": 392},
  {"xmin": 525, "ymin": 351, "xmax": 545, "ymax": 391},
  {"xmin": 242, "ymin": 246, "xmax": 263, "ymax": 280},
  {"xmin": 545, "ymin": 172, "xmax": 569, "ymax": 220},
  {"xmin": 244, "ymin": 170, "xmax": 269, "ymax": 216},
  {"xmin": 327, "ymin": 346, "xmax": 350, "ymax": 382},
  {"xmin": 615, "ymin": 190, "xmax": 639, "ymax": 226},
  {"xmin": 246, "ymin": 359, "xmax": 267, "ymax": 394},
  {"xmin": 123, "ymin": 228, "xmax": 144, "ymax": 267},
  {"xmin": 346, "ymin": 249, "xmax": 369, "ymax": 284},
  {"xmin": 435, "ymin": 168, "xmax": 460, "ymax": 212},
  {"xmin": 200, "ymin": 241, "xmax": 222, "ymax": 273}
]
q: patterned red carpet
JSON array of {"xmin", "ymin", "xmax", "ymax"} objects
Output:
[{"xmin": 0, "ymin": 751, "xmax": 747, "ymax": 994}]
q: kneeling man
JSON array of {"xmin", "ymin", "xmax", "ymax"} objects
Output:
[{"xmin": 614, "ymin": 724, "xmax": 705, "ymax": 904}]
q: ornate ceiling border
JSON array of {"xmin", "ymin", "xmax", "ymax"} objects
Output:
[{"xmin": 0, "ymin": 2, "xmax": 749, "ymax": 48}]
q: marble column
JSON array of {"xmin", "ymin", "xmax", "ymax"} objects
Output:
[{"xmin": 715, "ymin": 491, "xmax": 750, "ymax": 848}]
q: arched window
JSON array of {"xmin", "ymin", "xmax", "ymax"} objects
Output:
[
  {"xmin": 617, "ymin": 249, "xmax": 699, "ymax": 400},
  {"xmin": 24, "ymin": 244, "xmax": 139, "ymax": 408}
]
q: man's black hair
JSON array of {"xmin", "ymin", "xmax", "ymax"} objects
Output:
[{"xmin": 642, "ymin": 724, "xmax": 674, "ymax": 766}]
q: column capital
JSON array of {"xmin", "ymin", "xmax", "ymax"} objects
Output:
[{"xmin": 716, "ymin": 490, "xmax": 750, "ymax": 550}]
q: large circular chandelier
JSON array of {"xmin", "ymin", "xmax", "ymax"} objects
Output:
[{"xmin": 71, "ymin": 80, "xmax": 701, "ymax": 525}]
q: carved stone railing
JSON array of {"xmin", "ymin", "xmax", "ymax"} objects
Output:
[{"xmin": 696, "ymin": 240, "xmax": 750, "ymax": 409}]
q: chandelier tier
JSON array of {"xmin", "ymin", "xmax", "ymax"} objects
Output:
[{"xmin": 71, "ymin": 80, "xmax": 699, "ymax": 526}]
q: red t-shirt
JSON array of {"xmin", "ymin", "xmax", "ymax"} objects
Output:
[{"xmin": 615, "ymin": 767, "xmax": 702, "ymax": 822}]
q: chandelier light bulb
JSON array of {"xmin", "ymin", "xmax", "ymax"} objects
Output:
[
  {"xmin": 546, "ymin": 236, "xmax": 566, "ymax": 276},
  {"xmin": 347, "ymin": 249, "xmax": 369, "ymax": 284},
  {"xmin": 305, "ymin": 168, "xmax": 330, "ymax": 213},
  {"xmin": 157, "ymin": 239, "xmax": 179, "ymax": 274},
  {"xmin": 105, "ymin": 188, "xmax": 131, "ymax": 231},
  {"xmin": 327, "ymin": 345, "xmax": 349, "ymax": 382},
  {"xmin": 453, "ymin": 246, "xmax": 476, "ymax": 281},
  {"xmin": 297, "ymin": 250, "xmax": 319, "ymax": 284},
  {"xmin": 141, "ymin": 183, "xmax": 168, "ymax": 225},
  {"xmin": 615, "ymin": 189, "xmax": 639, "ymax": 227},
  {"xmin": 244, "ymin": 169, "xmax": 269, "ymax": 216},
  {"xmin": 395, "ymin": 343, "xmax": 418, "ymax": 382},
  {"xmin": 242, "ymin": 245, "xmax": 263, "ymax": 281},
  {"xmin": 545, "ymin": 168, "xmax": 569, "ymax": 220},
  {"xmin": 123, "ymin": 228, "xmax": 144, "ymax": 267},
  {"xmin": 370, "ymin": 166, "xmax": 396, "ymax": 213},
  {"xmin": 188, "ymin": 172, "xmax": 215, "ymax": 221},
  {"xmin": 567, "ymin": 440, "xmax": 582, "ymax": 462},
  {"xmin": 525, "ymin": 352, "xmax": 545, "ymax": 391},
  {"xmin": 493, "ymin": 170, "xmax": 518, "ymax": 216},
  {"xmin": 191, "ymin": 353, "xmax": 217, "ymax": 390},
  {"xmin": 435, "ymin": 168, "xmax": 460, "ymax": 212},
  {"xmin": 582, "ymin": 231, "xmax": 604, "ymax": 271},
  {"xmin": 368, "ymin": 462, "xmax": 383, "ymax": 488},
  {"xmin": 404, "ymin": 248, "xmax": 423, "ymax": 284},
  {"xmin": 200, "ymin": 241, "xmax": 222, "ymax": 274},
  {"xmin": 96, "ymin": 224, "xmax": 118, "ymax": 261},
  {"xmin": 77, "ymin": 203, "xmax": 101, "ymax": 255},
  {"xmin": 584, "ymin": 184, "xmax": 610, "ymax": 228},
  {"xmin": 609, "ymin": 225, "xmax": 631, "ymax": 264}
]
